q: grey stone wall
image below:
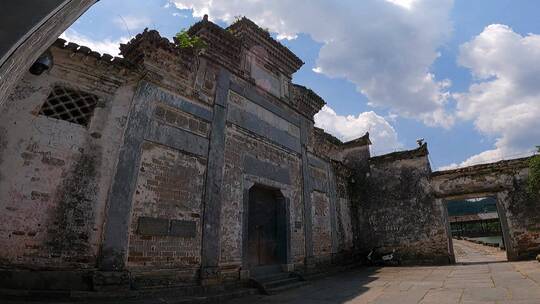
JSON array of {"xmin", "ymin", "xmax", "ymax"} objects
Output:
[
  {"xmin": 356, "ymin": 146, "xmax": 452, "ymax": 265},
  {"xmin": 334, "ymin": 161, "xmax": 354, "ymax": 256}
]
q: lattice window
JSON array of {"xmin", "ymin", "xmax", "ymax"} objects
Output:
[{"xmin": 39, "ymin": 86, "xmax": 99, "ymax": 127}]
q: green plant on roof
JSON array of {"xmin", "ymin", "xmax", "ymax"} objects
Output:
[
  {"xmin": 175, "ymin": 29, "xmax": 207, "ymax": 52},
  {"xmin": 528, "ymin": 147, "xmax": 540, "ymax": 198}
]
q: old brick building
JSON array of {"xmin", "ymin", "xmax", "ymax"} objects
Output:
[{"xmin": 0, "ymin": 17, "xmax": 539, "ymax": 294}]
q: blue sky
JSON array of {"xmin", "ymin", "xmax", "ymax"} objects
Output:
[{"xmin": 63, "ymin": 0, "xmax": 540, "ymax": 170}]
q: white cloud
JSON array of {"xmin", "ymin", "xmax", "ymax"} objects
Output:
[
  {"xmin": 114, "ymin": 16, "xmax": 152, "ymax": 32},
  {"xmin": 385, "ymin": 0, "xmax": 419, "ymax": 10},
  {"xmin": 60, "ymin": 29, "xmax": 129, "ymax": 56},
  {"xmin": 440, "ymin": 24, "xmax": 540, "ymax": 169},
  {"xmin": 170, "ymin": 0, "xmax": 455, "ymax": 127},
  {"xmin": 314, "ymin": 106, "xmax": 400, "ymax": 156}
]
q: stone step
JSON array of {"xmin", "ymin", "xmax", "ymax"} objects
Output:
[
  {"xmin": 169, "ymin": 288, "xmax": 258, "ymax": 304},
  {"xmin": 266, "ymin": 281, "xmax": 308, "ymax": 295},
  {"xmin": 263, "ymin": 277, "xmax": 299, "ymax": 289},
  {"xmin": 255, "ymin": 272, "xmax": 291, "ymax": 283},
  {"xmin": 250, "ymin": 271, "xmax": 306, "ymax": 295}
]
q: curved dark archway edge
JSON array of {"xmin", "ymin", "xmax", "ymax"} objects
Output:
[{"xmin": 0, "ymin": 0, "xmax": 97, "ymax": 109}]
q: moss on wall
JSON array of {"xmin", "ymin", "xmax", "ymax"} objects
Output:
[{"xmin": 528, "ymin": 154, "xmax": 540, "ymax": 198}]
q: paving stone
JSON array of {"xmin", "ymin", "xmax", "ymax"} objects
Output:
[
  {"xmin": 420, "ymin": 288, "xmax": 462, "ymax": 304},
  {"xmin": 372, "ymin": 289, "xmax": 429, "ymax": 304},
  {"xmin": 221, "ymin": 241, "xmax": 540, "ymax": 304},
  {"xmin": 507, "ymin": 286, "xmax": 540, "ymax": 300},
  {"xmin": 462, "ymin": 287, "xmax": 509, "ymax": 302}
]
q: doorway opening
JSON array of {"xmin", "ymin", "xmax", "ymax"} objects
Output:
[
  {"xmin": 247, "ymin": 185, "xmax": 288, "ymax": 272},
  {"xmin": 446, "ymin": 196, "xmax": 508, "ymax": 264}
]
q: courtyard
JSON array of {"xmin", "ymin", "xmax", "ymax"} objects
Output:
[{"xmin": 226, "ymin": 240, "xmax": 540, "ymax": 304}]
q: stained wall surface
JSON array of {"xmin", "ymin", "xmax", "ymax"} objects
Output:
[
  {"xmin": 0, "ymin": 44, "xmax": 136, "ymax": 272},
  {"xmin": 0, "ymin": 18, "xmax": 361, "ymax": 290},
  {"xmin": 355, "ymin": 146, "xmax": 453, "ymax": 265}
]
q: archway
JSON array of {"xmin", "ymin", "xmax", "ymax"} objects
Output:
[{"xmin": 444, "ymin": 195, "xmax": 509, "ymax": 264}]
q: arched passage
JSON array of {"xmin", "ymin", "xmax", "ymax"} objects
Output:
[{"xmin": 432, "ymin": 157, "xmax": 540, "ymax": 261}]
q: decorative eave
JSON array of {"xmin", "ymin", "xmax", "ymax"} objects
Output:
[
  {"xmin": 342, "ymin": 132, "xmax": 372, "ymax": 148},
  {"xmin": 187, "ymin": 16, "xmax": 243, "ymax": 75},
  {"xmin": 291, "ymin": 84, "xmax": 326, "ymax": 120},
  {"xmin": 118, "ymin": 28, "xmax": 202, "ymax": 97},
  {"xmin": 227, "ymin": 17, "xmax": 304, "ymax": 77},
  {"xmin": 120, "ymin": 28, "xmax": 196, "ymax": 69},
  {"xmin": 52, "ymin": 38, "xmax": 132, "ymax": 70},
  {"xmin": 50, "ymin": 38, "xmax": 138, "ymax": 93},
  {"xmin": 314, "ymin": 127, "xmax": 342, "ymax": 146},
  {"xmin": 370, "ymin": 143, "xmax": 429, "ymax": 164}
]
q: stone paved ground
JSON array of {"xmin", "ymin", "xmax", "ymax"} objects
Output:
[
  {"xmin": 226, "ymin": 240, "xmax": 540, "ymax": 304},
  {"xmin": 4, "ymin": 240, "xmax": 539, "ymax": 304},
  {"xmin": 453, "ymin": 238, "xmax": 507, "ymax": 264}
]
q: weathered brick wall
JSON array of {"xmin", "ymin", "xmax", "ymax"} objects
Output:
[
  {"xmin": 0, "ymin": 47, "xmax": 136, "ymax": 269},
  {"xmin": 311, "ymin": 191, "xmax": 332, "ymax": 257},
  {"xmin": 120, "ymin": 68, "xmax": 214, "ymax": 288},
  {"xmin": 358, "ymin": 149, "xmax": 452, "ymax": 265},
  {"xmin": 127, "ymin": 141, "xmax": 206, "ymax": 284},
  {"xmin": 432, "ymin": 158, "xmax": 540, "ymax": 260},
  {"xmin": 154, "ymin": 103, "xmax": 210, "ymax": 138},
  {"xmin": 220, "ymin": 124, "xmax": 304, "ymax": 268},
  {"xmin": 307, "ymin": 128, "xmax": 357, "ymax": 263},
  {"xmin": 334, "ymin": 162, "xmax": 354, "ymax": 253}
]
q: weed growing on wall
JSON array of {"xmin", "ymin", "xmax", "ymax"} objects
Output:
[
  {"xmin": 528, "ymin": 149, "xmax": 540, "ymax": 198},
  {"xmin": 174, "ymin": 29, "xmax": 207, "ymax": 52}
]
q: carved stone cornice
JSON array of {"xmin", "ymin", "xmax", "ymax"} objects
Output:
[{"xmin": 291, "ymin": 84, "xmax": 326, "ymax": 120}]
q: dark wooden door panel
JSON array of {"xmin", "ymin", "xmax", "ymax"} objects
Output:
[{"xmin": 248, "ymin": 186, "xmax": 284, "ymax": 267}]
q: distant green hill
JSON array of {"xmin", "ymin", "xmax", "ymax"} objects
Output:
[{"xmin": 447, "ymin": 196, "xmax": 497, "ymax": 216}]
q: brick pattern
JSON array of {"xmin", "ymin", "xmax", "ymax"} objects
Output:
[
  {"xmin": 337, "ymin": 198, "xmax": 353, "ymax": 252},
  {"xmin": 309, "ymin": 166, "xmax": 328, "ymax": 191},
  {"xmin": 120, "ymin": 30, "xmax": 219, "ymax": 107},
  {"xmin": 220, "ymin": 125, "xmax": 304, "ymax": 265},
  {"xmin": 334, "ymin": 165, "xmax": 354, "ymax": 252},
  {"xmin": 311, "ymin": 191, "xmax": 332, "ymax": 256},
  {"xmin": 128, "ymin": 142, "xmax": 206, "ymax": 269},
  {"xmin": 154, "ymin": 103, "xmax": 209, "ymax": 137}
]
